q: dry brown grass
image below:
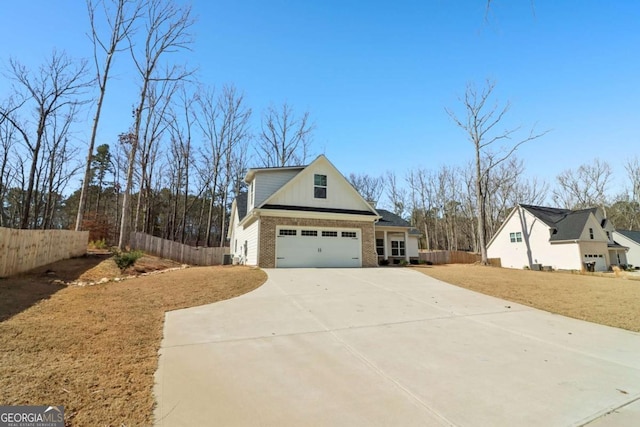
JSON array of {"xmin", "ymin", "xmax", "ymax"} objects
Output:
[
  {"xmin": 0, "ymin": 255, "xmax": 266, "ymax": 426},
  {"xmin": 416, "ymin": 264, "xmax": 640, "ymax": 332}
]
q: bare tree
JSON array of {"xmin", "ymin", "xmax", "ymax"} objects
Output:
[
  {"xmin": 347, "ymin": 173, "xmax": 385, "ymax": 204},
  {"xmin": 385, "ymin": 171, "xmax": 407, "ymax": 217},
  {"xmin": 76, "ymin": 0, "xmax": 143, "ymax": 231},
  {"xmin": 0, "ymin": 117, "xmax": 17, "ymax": 226},
  {"xmin": 195, "ymin": 84, "xmax": 251, "ymax": 246},
  {"xmin": 256, "ymin": 102, "xmax": 314, "ymax": 167},
  {"xmin": 553, "ymin": 159, "xmax": 612, "ymax": 210},
  {"xmin": 406, "ymin": 168, "xmax": 436, "ymax": 251},
  {"xmin": 625, "ymin": 157, "xmax": 640, "ymax": 208},
  {"xmin": 446, "ymin": 79, "xmax": 548, "ymax": 264},
  {"xmin": 118, "ymin": 0, "xmax": 193, "ymax": 249},
  {"xmin": 134, "ymin": 78, "xmax": 176, "ymax": 233},
  {"xmin": 0, "ymin": 51, "xmax": 89, "ymax": 228}
]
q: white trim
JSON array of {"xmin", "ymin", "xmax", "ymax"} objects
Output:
[{"xmin": 255, "ymin": 208, "xmax": 377, "ymax": 223}]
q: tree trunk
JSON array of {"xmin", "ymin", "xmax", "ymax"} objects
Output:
[{"xmin": 476, "ymin": 146, "xmax": 488, "ymax": 264}]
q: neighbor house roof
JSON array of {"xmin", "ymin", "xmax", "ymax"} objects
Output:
[
  {"xmin": 520, "ymin": 205, "xmax": 599, "ymax": 241},
  {"xmin": 520, "ymin": 205, "xmax": 571, "ymax": 227},
  {"xmin": 617, "ymin": 229, "xmax": 640, "ymax": 244},
  {"xmin": 550, "ymin": 209, "xmax": 596, "ymax": 241},
  {"xmin": 376, "ymin": 209, "xmax": 421, "ymax": 235}
]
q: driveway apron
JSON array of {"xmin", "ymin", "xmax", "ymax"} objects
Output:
[{"xmin": 154, "ymin": 268, "xmax": 640, "ymax": 426}]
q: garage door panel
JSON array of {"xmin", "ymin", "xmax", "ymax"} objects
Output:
[{"xmin": 276, "ymin": 227, "xmax": 361, "ymax": 268}]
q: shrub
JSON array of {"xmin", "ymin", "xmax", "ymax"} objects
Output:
[
  {"xmin": 399, "ymin": 259, "xmax": 409, "ymax": 267},
  {"xmin": 112, "ymin": 250, "xmax": 144, "ymax": 271},
  {"xmin": 379, "ymin": 259, "xmax": 389, "ymax": 266},
  {"xmin": 410, "ymin": 259, "xmax": 419, "ymax": 265},
  {"xmin": 89, "ymin": 238, "xmax": 108, "ymax": 250}
]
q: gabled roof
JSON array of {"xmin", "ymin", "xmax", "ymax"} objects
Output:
[
  {"xmin": 617, "ymin": 229, "xmax": 640, "ymax": 244},
  {"xmin": 550, "ymin": 209, "xmax": 595, "ymax": 241},
  {"xmin": 236, "ymin": 192, "xmax": 248, "ymax": 221},
  {"xmin": 244, "ymin": 164, "xmax": 306, "ymax": 183},
  {"xmin": 519, "ymin": 205, "xmax": 571, "ymax": 227},
  {"xmin": 376, "ymin": 209, "xmax": 421, "ymax": 235},
  {"xmin": 256, "ymin": 154, "xmax": 379, "ymax": 217},
  {"xmin": 520, "ymin": 204, "xmax": 600, "ymax": 241}
]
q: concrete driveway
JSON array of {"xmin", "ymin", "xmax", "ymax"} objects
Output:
[{"xmin": 154, "ymin": 268, "xmax": 640, "ymax": 426}]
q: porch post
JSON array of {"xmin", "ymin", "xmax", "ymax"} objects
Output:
[
  {"xmin": 383, "ymin": 230, "xmax": 388, "ymax": 260},
  {"xmin": 404, "ymin": 230, "xmax": 410, "ymax": 262}
]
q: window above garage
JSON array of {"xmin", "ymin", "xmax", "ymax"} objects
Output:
[{"xmin": 314, "ymin": 174, "xmax": 327, "ymax": 199}]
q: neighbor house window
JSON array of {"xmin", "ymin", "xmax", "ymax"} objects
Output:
[
  {"xmin": 589, "ymin": 228, "xmax": 594, "ymax": 239},
  {"xmin": 376, "ymin": 238, "xmax": 384, "ymax": 256},
  {"xmin": 509, "ymin": 232, "xmax": 522, "ymax": 243},
  {"xmin": 279, "ymin": 229, "xmax": 297, "ymax": 236},
  {"xmin": 391, "ymin": 240, "xmax": 405, "ymax": 256},
  {"xmin": 314, "ymin": 174, "xmax": 327, "ymax": 199}
]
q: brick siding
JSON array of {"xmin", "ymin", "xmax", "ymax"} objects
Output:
[{"xmin": 258, "ymin": 216, "xmax": 378, "ymax": 268}]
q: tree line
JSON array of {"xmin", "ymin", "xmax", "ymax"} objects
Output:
[
  {"xmin": 1, "ymin": 0, "xmax": 638, "ymax": 260},
  {"xmin": 0, "ymin": 0, "xmax": 313, "ymax": 249}
]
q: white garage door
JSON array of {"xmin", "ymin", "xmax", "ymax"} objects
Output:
[{"xmin": 275, "ymin": 227, "xmax": 361, "ymax": 268}]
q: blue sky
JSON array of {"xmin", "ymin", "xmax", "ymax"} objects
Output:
[{"xmin": 1, "ymin": 1, "xmax": 639, "ymax": 199}]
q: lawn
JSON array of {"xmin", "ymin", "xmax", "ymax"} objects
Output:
[
  {"xmin": 417, "ymin": 264, "xmax": 640, "ymax": 333},
  {"xmin": 0, "ymin": 254, "xmax": 267, "ymax": 426}
]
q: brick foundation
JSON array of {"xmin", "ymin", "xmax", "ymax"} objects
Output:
[{"xmin": 258, "ymin": 216, "xmax": 378, "ymax": 268}]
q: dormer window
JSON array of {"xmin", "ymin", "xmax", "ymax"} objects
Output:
[
  {"xmin": 314, "ymin": 174, "xmax": 327, "ymax": 199},
  {"xmin": 589, "ymin": 228, "xmax": 594, "ymax": 239}
]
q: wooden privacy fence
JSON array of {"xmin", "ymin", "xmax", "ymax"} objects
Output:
[
  {"xmin": 419, "ymin": 250, "xmax": 480, "ymax": 264},
  {"xmin": 0, "ymin": 227, "xmax": 89, "ymax": 277},
  {"xmin": 130, "ymin": 232, "xmax": 229, "ymax": 266},
  {"xmin": 419, "ymin": 250, "xmax": 501, "ymax": 266}
]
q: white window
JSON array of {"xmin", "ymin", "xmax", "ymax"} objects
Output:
[
  {"xmin": 509, "ymin": 232, "xmax": 522, "ymax": 243},
  {"xmin": 301, "ymin": 230, "xmax": 317, "ymax": 237},
  {"xmin": 279, "ymin": 229, "xmax": 297, "ymax": 236},
  {"xmin": 391, "ymin": 240, "xmax": 405, "ymax": 256},
  {"xmin": 342, "ymin": 231, "xmax": 357, "ymax": 238},
  {"xmin": 322, "ymin": 230, "xmax": 338, "ymax": 237},
  {"xmin": 314, "ymin": 174, "xmax": 327, "ymax": 199}
]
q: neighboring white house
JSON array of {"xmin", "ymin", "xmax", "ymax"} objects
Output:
[
  {"xmin": 612, "ymin": 230, "xmax": 640, "ymax": 268},
  {"xmin": 227, "ymin": 154, "xmax": 420, "ymax": 268},
  {"xmin": 487, "ymin": 204, "xmax": 628, "ymax": 272}
]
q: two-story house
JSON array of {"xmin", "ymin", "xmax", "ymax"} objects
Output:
[
  {"xmin": 227, "ymin": 155, "xmax": 419, "ymax": 268},
  {"xmin": 487, "ymin": 204, "xmax": 628, "ymax": 271}
]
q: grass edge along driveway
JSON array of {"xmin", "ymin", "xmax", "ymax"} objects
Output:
[
  {"xmin": 0, "ymin": 265, "xmax": 266, "ymax": 426},
  {"xmin": 417, "ymin": 264, "xmax": 640, "ymax": 333}
]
